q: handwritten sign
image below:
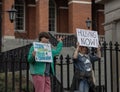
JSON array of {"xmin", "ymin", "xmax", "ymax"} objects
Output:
[
  {"xmin": 33, "ymin": 42, "xmax": 52, "ymax": 62},
  {"xmin": 76, "ymin": 28, "xmax": 99, "ymax": 48}
]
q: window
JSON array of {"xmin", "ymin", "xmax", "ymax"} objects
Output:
[
  {"xmin": 49, "ymin": 0, "xmax": 56, "ymax": 31},
  {"xmin": 15, "ymin": 0, "xmax": 25, "ymax": 32}
]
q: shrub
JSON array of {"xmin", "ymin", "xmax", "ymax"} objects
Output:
[{"xmin": 0, "ymin": 72, "xmax": 34, "ymax": 92}]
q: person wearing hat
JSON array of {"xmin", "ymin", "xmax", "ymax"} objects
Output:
[
  {"xmin": 70, "ymin": 42, "xmax": 101, "ymax": 92},
  {"xmin": 27, "ymin": 32, "xmax": 63, "ymax": 92}
]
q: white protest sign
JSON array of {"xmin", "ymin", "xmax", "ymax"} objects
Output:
[
  {"xmin": 33, "ymin": 42, "xmax": 52, "ymax": 62},
  {"xmin": 76, "ymin": 28, "xmax": 99, "ymax": 48}
]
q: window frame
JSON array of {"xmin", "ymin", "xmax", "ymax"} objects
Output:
[
  {"xmin": 49, "ymin": 0, "xmax": 56, "ymax": 32},
  {"xmin": 14, "ymin": 0, "xmax": 25, "ymax": 32}
]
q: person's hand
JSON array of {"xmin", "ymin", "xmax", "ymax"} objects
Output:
[
  {"xmin": 57, "ymin": 36, "xmax": 64, "ymax": 42},
  {"xmin": 97, "ymin": 45, "xmax": 101, "ymax": 52},
  {"xmin": 32, "ymin": 51, "xmax": 36, "ymax": 57},
  {"xmin": 96, "ymin": 45, "xmax": 101, "ymax": 58},
  {"xmin": 73, "ymin": 42, "xmax": 80, "ymax": 58},
  {"xmin": 76, "ymin": 42, "xmax": 79, "ymax": 48},
  {"xmin": 75, "ymin": 42, "xmax": 80, "ymax": 51}
]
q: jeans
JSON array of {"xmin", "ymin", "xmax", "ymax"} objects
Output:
[{"xmin": 77, "ymin": 79, "xmax": 89, "ymax": 92}]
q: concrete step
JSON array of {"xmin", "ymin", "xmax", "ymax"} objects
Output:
[{"xmin": 2, "ymin": 38, "xmax": 35, "ymax": 52}]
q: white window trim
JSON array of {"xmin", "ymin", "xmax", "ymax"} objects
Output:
[
  {"xmin": 68, "ymin": 0, "xmax": 91, "ymax": 5},
  {"xmin": 15, "ymin": 0, "xmax": 25, "ymax": 32}
]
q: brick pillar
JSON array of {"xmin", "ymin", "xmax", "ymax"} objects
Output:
[
  {"xmin": 68, "ymin": 0, "xmax": 91, "ymax": 33},
  {"xmin": 2, "ymin": 0, "xmax": 15, "ymax": 38},
  {"xmin": 36, "ymin": 0, "xmax": 49, "ymax": 35}
]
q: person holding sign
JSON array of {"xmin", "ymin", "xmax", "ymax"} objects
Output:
[
  {"xmin": 70, "ymin": 42, "xmax": 101, "ymax": 92},
  {"xmin": 27, "ymin": 32, "xmax": 63, "ymax": 92}
]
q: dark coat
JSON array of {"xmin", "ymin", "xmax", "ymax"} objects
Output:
[{"xmin": 70, "ymin": 70, "xmax": 96, "ymax": 92}]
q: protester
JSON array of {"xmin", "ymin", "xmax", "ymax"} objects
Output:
[
  {"xmin": 70, "ymin": 42, "xmax": 101, "ymax": 92},
  {"xmin": 27, "ymin": 32, "xmax": 63, "ymax": 92}
]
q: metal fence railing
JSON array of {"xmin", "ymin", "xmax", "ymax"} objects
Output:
[
  {"xmin": 0, "ymin": 40, "xmax": 120, "ymax": 92},
  {"xmin": 0, "ymin": 44, "xmax": 32, "ymax": 92}
]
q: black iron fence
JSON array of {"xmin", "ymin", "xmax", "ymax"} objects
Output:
[
  {"xmin": 0, "ymin": 41, "xmax": 120, "ymax": 92},
  {"xmin": 0, "ymin": 44, "xmax": 32, "ymax": 92}
]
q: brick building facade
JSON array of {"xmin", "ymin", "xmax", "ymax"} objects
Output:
[{"xmin": 0, "ymin": 0, "xmax": 104, "ymax": 40}]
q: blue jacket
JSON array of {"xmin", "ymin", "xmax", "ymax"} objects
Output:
[{"xmin": 73, "ymin": 53, "xmax": 100, "ymax": 72}]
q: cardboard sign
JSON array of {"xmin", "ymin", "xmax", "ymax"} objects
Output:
[
  {"xmin": 76, "ymin": 28, "xmax": 99, "ymax": 48},
  {"xmin": 33, "ymin": 42, "xmax": 52, "ymax": 62}
]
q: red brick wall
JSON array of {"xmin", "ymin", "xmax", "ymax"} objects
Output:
[
  {"xmin": 36, "ymin": 0, "xmax": 49, "ymax": 33},
  {"xmin": 15, "ymin": 0, "xmax": 49, "ymax": 39},
  {"xmin": 68, "ymin": 1, "xmax": 91, "ymax": 33},
  {"xmin": 57, "ymin": 9, "xmax": 68, "ymax": 33},
  {"xmin": 2, "ymin": 0, "xmax": 14, "ymax": 37},
  {"xmin": 15, "ymin": 5, "xmax": 36, "ymax": 39},
  {"xmin": 26, "ymin": 6, "xmax": 36, "ymax": 39},
  {"xmin": 2, "ymin": 0, "xmax": 104, "ymax": 39}
]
